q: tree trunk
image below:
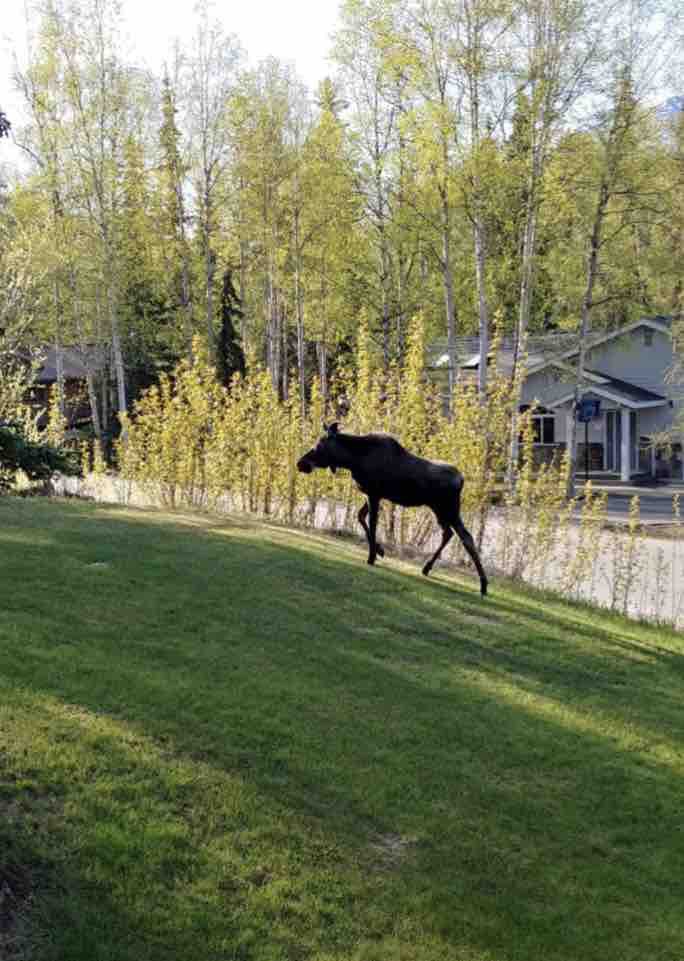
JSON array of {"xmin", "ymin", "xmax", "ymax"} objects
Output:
[
  {"xmin": 567, "ymin": 177, "xmax": 610, "ymax": 497},
  {"xmin": 467, "ymin": 59, "xmax": 490, "ymax": 400},
  {"xmin": 175, "ymin": 179, "xmax": 193, "ymax": 356},
  {"xmin": 506, "ymin": 178, "xmax": 539, "ymax": 489},
  {"xmin": 204, "ymin": 187, "xmax": 216, "ymax": 357},
  {"xmin": 474, "ymin": 220, "xmax": 489, "ymax": 398},
  {"xmin": 378, "ymin": 214, "xmax": 391, "ymax": 368},
  {"xmin": 293, "ymin": 201, "xmax": 306, "ymax": 419},
  {"xmin": 105, "ymin": 262, "xmax": 127, "ymax": 435},
  {"xmin": 69, "ymin": 266, "xmax": 102, "ymax": 442},
  {"xmin": 440, "ymin": 184, "xmax": 458, "ymax": 413},
  {"xmin": 180, "ymin": 242, "xmax": 193, "ymax": 357},
  {"xmin": 317, "ymin": 339, "xmax": 328, "ymax": 409},
  {"xmin": 281, "ymin": 302, "xmax": 288, "ymax": 402},
  {"xmin": 54, "ymin": 342, "xmax": 65, "ymax": 421}
]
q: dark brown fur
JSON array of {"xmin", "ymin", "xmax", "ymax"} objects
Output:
[{"xmin": 297, "ymin": 424, "xmax": 488, "ymax": 596}]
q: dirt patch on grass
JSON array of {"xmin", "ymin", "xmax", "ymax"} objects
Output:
[{"xmin": 370, "ymin": 833, "xmax": 419, "ymax": 869}]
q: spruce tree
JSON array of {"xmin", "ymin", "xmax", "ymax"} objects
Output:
[{"xmin": 216, "ymin": 269, "xmax": 246, "ymax": 386}]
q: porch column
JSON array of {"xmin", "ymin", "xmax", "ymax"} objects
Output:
[
  {"xmin": 620, "ymin": 406, "xmax": 631, "ymax": 482},
  {"xmin": 565, "ymin": 408, "xmax": 574, "ymax": 467}
]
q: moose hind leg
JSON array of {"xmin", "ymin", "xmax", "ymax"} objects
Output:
[
  {"xmin": 453, "ymin": 517, "xmax": 488, "ymax": 596},
  {"xmin": 358, "ymin": 501, "xmax": 384, "ymax": 559},
  {"xmin": 422, "ymin": 523, "xmax": 453, "ymax": 577}
]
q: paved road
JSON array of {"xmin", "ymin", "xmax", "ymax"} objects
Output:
[{"xmin": 602, "ymin": 492, "xmax": 681, "ymax": 524}]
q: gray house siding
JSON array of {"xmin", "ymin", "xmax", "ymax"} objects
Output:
[
  {"xmin": 504, "ymin": 319, "xmax": 681, "ymax": 479},
  {"xmin": 582, "ymin": 327, "xmax": 671, "ymax": 395}
]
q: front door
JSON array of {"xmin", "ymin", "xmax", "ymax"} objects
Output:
[
  {"xmin": 606, "ymin": 411, "xmax": 615, "ymax": 471},
  {"xmin": 605, "ymin": 410, "xmax": 638, "ymax": 475},
  {"xmin": 606, "ymin": 411, "xmax": 621, "ymax": 472},
  {"xmin": 630, "ymin": 411, "xmax": 638, "ymax": 471}
]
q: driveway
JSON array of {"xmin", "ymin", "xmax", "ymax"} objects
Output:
[{"xmin": 602, "ymin": 491, "xmax": 681, "ymax": 524}]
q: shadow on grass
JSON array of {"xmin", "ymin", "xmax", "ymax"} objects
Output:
[{"xmin": 1, "ymin": 499, "xmax": 684, "ymax": 961}]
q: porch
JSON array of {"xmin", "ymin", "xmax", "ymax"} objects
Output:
[{"xmin": 528, "ymin": 373, "xmax": 681, "ymax": 483}]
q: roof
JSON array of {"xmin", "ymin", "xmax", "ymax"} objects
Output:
[
  {"xmin": 548, "ymin": 369, "xmax": 668, "ymax": 410},
  {"xmin": 428, "ymin": 335, "xmax": 574, "ymax": 371},
  {"xmin": 585, "ymin": 370, "xmax": 667, "ymax": 404},
  {"xmin": 527, "ymin": 316, "xmax": 673, "ymax": 373},
  {"xmin": 33, "ymin": 345, "xmax": 107, "ymax": 382},
  {"xmin": 428, "ymin": 316, "xmax": 675, "ymax": 372}
]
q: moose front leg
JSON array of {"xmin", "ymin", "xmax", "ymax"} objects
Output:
[{"xmin": 358, "ymin": 501, "xmax": 385, "ymax": 560}]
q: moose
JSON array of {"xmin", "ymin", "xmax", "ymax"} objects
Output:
[{"xmin": 297, "ymin": 423, "xmax": 488, "ymax": 596}]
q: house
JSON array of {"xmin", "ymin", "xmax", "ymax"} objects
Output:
[
  {"xmin": 25, "ymin": 345, "xmax": 106, "ymax": 431},
  {"xmin": 429, "ymin": 315, "xmax": 683, "ymax": 483}
]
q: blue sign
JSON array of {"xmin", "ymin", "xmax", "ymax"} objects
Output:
[{"xmin": 577, "ymin": 398, "xmax": 601, "ymax": 423}]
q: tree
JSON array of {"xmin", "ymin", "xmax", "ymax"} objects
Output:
[
  {"xmin": 157, "ymin": 72, "xmax": 194, "ymax": 354},
  {"xmin": 0, "ymin": 109, "xmax": 10, "ymax": 138},
  {"xmin": 505, "ymin": 0, "xmax": 607, "ymax": 483},
  {"xmin": 36, "ymin": 0, "xmax": 133, "ymax": 431},
  {"xmin": 227, "ymin": 60, "xmax": 298, "ymax": 394},
  {"xmin": 216, "ymin": 268, "xmax": 245, "ymax": 386},
  {"xmin": 297, "ymin": 81, "xmax": 360, "ymax": 405},
  {"xmin": 0, "ymin": 420, "xmax": 78, "ymax": 493},
  {"xmin": 185, "ymin": 0, "xmax": 243, "ymax": 357},
  {"xmin": 564, "ymin": 0, "xmax": 679, "ymax": 492},
  {"xmin": 333, "ymin": 0, "xmax": 404, "ymax": 370}
]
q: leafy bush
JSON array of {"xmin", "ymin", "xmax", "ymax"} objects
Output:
[
  {"xmin": 116, "ymin": 318, "xmax": 599, "ymax": 582},
  {"xmin": 0, "ymin": 421, "xmax": 80, "ymax": 493}
]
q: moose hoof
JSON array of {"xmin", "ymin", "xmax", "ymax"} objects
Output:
[
  {"xmin": 422, "ymin": 563, "xmax": 432, "ymax": 577},
  {"xmin": 367, "ymin": 557, "xmax": 376, "ymax": 566},
  {"xmin": 376, "ymin": 544, "xmax": 385, "ymax": 558}
]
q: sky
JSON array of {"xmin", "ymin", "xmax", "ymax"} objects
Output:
[{"xmin": 0, "ymin": 0, "xmax": 342, "ymax": 170}]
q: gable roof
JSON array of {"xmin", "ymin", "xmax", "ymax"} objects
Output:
[
  {"xmin": 585, "ymin": 370, "xmax": 667, "ymax": 404},
  {"xmin": 526, "ymin": 316, "xmax": 672, "ymax": 375},
  {"xmin": 429, "ymin": 316, "xmax": 675, "ymax": 374},
  {"xmin": 547, "ymin": 369, "xmax": 668, "ymax": 411},
  {"xmin": 33, "ymin": 345, "xmax": 107, "ymax": 383}
]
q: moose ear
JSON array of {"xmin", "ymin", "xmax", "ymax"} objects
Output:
[{"xmin": 327, "ymin": 422, "xmax": 339, "ymax": 435}]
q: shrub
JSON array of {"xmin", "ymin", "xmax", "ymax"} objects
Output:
[
  {"xmin": 116, "ymin": 318, "xmax": 597, "ymax": 581},
  {"xmin": 0, "ymin": 421, "xmax": 79, "ymax": 493}
]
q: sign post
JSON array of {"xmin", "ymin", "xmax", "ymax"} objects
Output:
[{"xmin": 577, "ymin": 398, "xmax": 601, "ymax": 485}]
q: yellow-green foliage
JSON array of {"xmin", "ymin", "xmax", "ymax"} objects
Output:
[
  {"xmin": 117, "ymin": 319, "xmax": 608, "ymax": 586},
  {"xmin": 44, "ymin": 385, "xmax": 67, "ymax": 448}
]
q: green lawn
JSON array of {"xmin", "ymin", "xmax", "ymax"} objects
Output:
[{"xmin": 1, "ymin": 497, "xmax": 683, "ymax": 961}]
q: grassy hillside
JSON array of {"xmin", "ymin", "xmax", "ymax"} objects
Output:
[{"xmin": 1, "ymin": 497, "xmax": 683, "ymax": 961}]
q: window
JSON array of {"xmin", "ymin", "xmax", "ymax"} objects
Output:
[
  {"xmin": 533, "ymin": 415, "xmax": 555, "ymax": 445},
  {"xmin": 520, "ymin": 405, "xmax": 556, "ymax": 445}
]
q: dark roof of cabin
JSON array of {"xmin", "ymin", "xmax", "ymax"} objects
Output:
[{"xmin": 33, "ymin": 345, "xmax": 107, "ymax": 382}]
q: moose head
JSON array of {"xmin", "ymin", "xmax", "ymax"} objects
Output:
[{"xmin": 296, "ymin": 423, "xmax": 342, "ymax": 475}]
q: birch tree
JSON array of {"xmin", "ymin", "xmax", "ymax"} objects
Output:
[
  {"xmin": 14, "ymin": 17, "xmax": 106, "ymax": 438},
  {"xmin": 565, "ymin": 0, "xmax": 679, "ymax": 493},
  {"xmin": 506, "ymin": 0, "xmax": 606, "ymax": 481},
  {"xmin": 299, "ymin": 80, "xmax": 360, "ymax": 406},
  {"xmin": 157, "ymin": 72, "xmax": 194, "ymax": 354},
  {"xmin": 39, "ymin": 0, "xmax": 132, "ymax": 427},
  {"xmin": 184, "ymin": 1, "xmax": 243, "ymax": 357},
  {"xmin": 333, "ymin": 0, "xmax": 403, "ymax": 369}
]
